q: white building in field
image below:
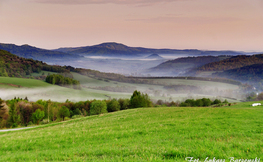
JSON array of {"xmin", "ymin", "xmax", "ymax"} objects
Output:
[{"xmin": 252, "ymin": 103, "xmax": 261, "ymax": 106}]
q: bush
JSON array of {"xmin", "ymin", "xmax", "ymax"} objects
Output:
[
  {"xmin": 27, "ymin": 121, "xmax": 33, "ymax": 126},
  {"xmin": 72, "ymin": 115, "xmax": 82, "ymax": 119},
  {"xmin": 213, "ymin": 99, "xmax": 222, "ymax": 105},
  {"xmin": 90, "ymin": 100, "xmax": 107, "ymax": 115},
  {"xmin": 179, "ymin": 102, "xmax": 190, "ymax": 107},
  {"xmin": 40, "ymin": 119, "xmax": 49, "ymax": 124},
  {"xmin": 73, "ymin": 108, "xmax": 82, "ymax": 116},
  {"xmin": 107, "ymin": 99, "xmax": 120, "ymax": 112},
  {"xmin": 202, "ymin": 98, "xmax": 212, "ymax": 106},
  {"xmin": 118, "ymin": 98, "xmax": 130, "ymax": 110}
]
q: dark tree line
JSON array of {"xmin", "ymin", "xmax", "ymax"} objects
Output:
[
  {"xmin": 0, "ymin": 91, "xmax": 234, "ymax": 129},
  {"xmin": 45, "ymin": 74, "xmax": 81, "ymax": 90},
  {"xmin": 179, "ymin": 98, "xmax": 228, "ymax": 107},
  {"xmin": 0, "ymin": 91, "xmax": 151, "ymax": 128}
]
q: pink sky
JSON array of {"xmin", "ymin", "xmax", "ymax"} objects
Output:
[{"xmin": 0, "ymin": 0, "xmax": 263, "ymax": 51}]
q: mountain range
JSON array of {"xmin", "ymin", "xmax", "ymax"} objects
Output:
[
  {"xmin": 55, "ymin": 42, "xmax": 245, "ymax": 56},
  {"xmin": 0, "ymin": 42, "xmax": 246, "ymax": 61},
  {"xmin": 0, "ymin": 43, "xmax": 80, "ymax": 62}
]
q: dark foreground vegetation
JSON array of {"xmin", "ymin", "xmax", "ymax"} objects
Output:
[{"xmin": 0, "ymin": 90, "xmax": 231, "ymax": 129}]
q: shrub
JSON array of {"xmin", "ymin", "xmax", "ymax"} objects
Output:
[
  {"xmin": 118, "ymin": 98, "xmax": 130, "ymax": 110},
  {"xmin": 213, "ymin": 99, "xmax": 222, "ymax": 105},
  {"xmin": 90, "ymin": 100, "xmax": 107, "ymax": 115},
  {"xmin": 202, "ymin": 98, "xmax": 212, "ymax": 106},
  {"xmin": 179, "ymin": 102, "xmax": 190, "ymax": 107},
  {"xmin": 107, "ymin": 99, "xmax": 120, "ymax": 112},
  {"xmin": 72, "ymin": 115, "xmax": 82, "ymax": 119},
  {"xmin": 73, "ymin": 108, "xmax": 82, "ymax": 115}
]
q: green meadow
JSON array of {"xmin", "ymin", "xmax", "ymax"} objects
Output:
[
  {"xmin": 0, "ymin": 103, "xmax": 262, "ymax": 161},
  {"xmin": 0, "ymin": 77, "xmax": 51, "ymax": 88}
]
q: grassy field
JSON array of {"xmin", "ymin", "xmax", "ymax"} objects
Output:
[
  {"xmin": 0, "ymin": 103, "xmax": 262, "ymax": 161},
  {"xmin": 0, "ymin": 76, "xmax": 132, "ymax": 102},
  {"xmin": 0, "ymin": 77, "xmax": 51, "ymax": 88}
]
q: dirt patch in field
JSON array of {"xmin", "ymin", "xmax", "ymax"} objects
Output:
[{"xmin": 0, "ymin": 83, "xmax": 22, "ymax": 88}]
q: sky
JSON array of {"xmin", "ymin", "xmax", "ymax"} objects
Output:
[{"xmin": 0, "ymin": 0, "xmax": 263, "ymax": 51}]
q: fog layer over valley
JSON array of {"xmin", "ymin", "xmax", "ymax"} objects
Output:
[
  {"xmin": 49, "ymin": 55, "xmax": 167, "ymax": 75},
  {"xmin": 0, "ymin": 42, "xmax": 259, "ymax": 103}
]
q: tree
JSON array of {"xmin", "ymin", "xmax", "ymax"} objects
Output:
[
  {"xmin": 0, "ymin": 99, "xmax": 8, "ymax": 122},
  {"xmin": 90, "ymin": 100, "xmax": 107, "ymax": 115},
  {"xmin": 8, "ymin": 102, "xmax": 21, "ymax": 128},
  {"xmin": 58, "ymin": 106, "xmax": 70, "ymax": 121},
  {"xmin": 0, "ymin": 98, "xmax": 4, "ymax": 110},
  {"xmin": 107, "ymin": 99, "xmax": 120, "ymax": 112},
  {"xmin": 18, "ymin": 101, "xmax": 33, "ymax": 126},
  {"xmin": 195, "ymin": 99, "xmax": 203, "ymax": 107},
  {"xmin": 32, "ymin": 109, "xmax": 45, "ymax": 125},
  {"xmin": 130, "ymin": 90, "xmax": 152, "ymax": 108}
]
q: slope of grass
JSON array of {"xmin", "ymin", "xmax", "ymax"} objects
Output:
[
  {"xmin": 0, "ymin": 105, "xmax": 262, "ymax": 161},
  {"xmin": 0, "ymin": 76, "xmax": 132, "ymax": 102},
  {"xmin": 0, "ymin": 77, "xmax": 51, "ymax": 88}
]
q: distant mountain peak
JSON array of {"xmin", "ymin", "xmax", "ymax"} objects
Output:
[
  {"xmin": 97, "ymin": 42, "xmax": 127, "ymax": 46},
  {"xmin": 95, "ymin": 42, "xmax": 129, "ymax": 50},
  {"xmin": 146, "ymin": 54, "xmax": 164, "ymax": 59}
]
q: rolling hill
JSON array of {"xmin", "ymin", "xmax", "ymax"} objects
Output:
[
  {"xmin": 0, "ymin": 49, "xmax": 69, "ymax": 78},
  {"xmin": 146, "ymin": 55, "xmax": 228, "ymax": 76},
  {"xmin": 0, "ymin": 43, "xmax": 80, "ymax": 61},
  {"xmin": 197, "ymin": 54, "xmax": 263, "ymax": 71},
  {"xmin": 55, "ymin": 42, "xmax": 244, "ymax": 56},
  {"xmin": 0, "ymin": 104, "xmax": 262, "ymax": 161},
  {"xmin": 145, "ymin": 54, "xmax": 164, "ymax": 59},
  {"xmin": 213, "ymin": 63, "xmax": 263, "ymax": 82}
]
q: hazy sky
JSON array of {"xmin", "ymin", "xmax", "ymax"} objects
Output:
[{"xmin": 0, "ymin": 0, "xmax": 263, "ymax": 51}]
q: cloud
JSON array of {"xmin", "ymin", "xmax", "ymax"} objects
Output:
[
  {"xmin": 126, "ymin": 16, "xmax": 241, "ymax": 24},
  {"xmin": 33, "ymin": 0, "xmax": 180, "ymax": 5}
]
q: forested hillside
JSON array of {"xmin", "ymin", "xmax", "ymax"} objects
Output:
[
  {"xmin": 213, "ymin": 64, "xmax": 263, "ymax": 82},
  {"xmin": 0, "ymin": 49, "xmax": 69, "ymax": 78},
  {"xmin": 197, "ymin": 54, "xmax": 263, "ymax": 71},
  {"xmin": 147, "ymin": 56, "xmax": 227, "ymax": 75},
  {"xmin": 0, "ymin": 50, "xmax": 81, "ymax": 89}
]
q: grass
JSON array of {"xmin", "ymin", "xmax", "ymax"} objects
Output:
[
  {"xmin": 0, "ymin": 77, "xmax": 51, "ymax": 88},
  {"xmin": 0, "ymin": 76, "xmax": 132, "ymax": 102},
  {"xmin": 0, "ymin": 103, "xmax": 262, "ymax": 161}
]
